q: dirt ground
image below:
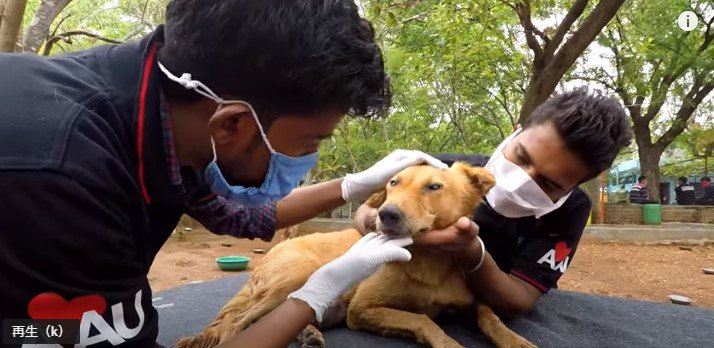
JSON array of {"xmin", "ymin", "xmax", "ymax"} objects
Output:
[{"xmin": 148, "ymin": 229, "xmax": 714, "ymax": 308}]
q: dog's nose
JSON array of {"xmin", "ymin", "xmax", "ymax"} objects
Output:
[{"xmin": 378, "ymin": 204, "xmax": 403, "ymax": 227}]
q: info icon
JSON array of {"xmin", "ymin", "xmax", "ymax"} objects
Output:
[{"xmin": 677, "ymin": 11, "xmax": 698, "ymax": 32}]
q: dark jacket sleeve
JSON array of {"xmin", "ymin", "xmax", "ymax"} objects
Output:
[{"xmin": 0, "ymin": 170, "xmax": 156, "ymax": 346}]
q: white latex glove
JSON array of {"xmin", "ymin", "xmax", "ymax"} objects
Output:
[
  {"xmin": 287, "ymin": 232, "xmax": 413, "ymax": 322},
  {"xmin": 341, "ymin": 149, "xmax": 448, "ymax": 202}
]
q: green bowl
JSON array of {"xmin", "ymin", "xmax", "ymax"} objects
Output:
[{"xmin": 215, "ymin": 256, "xmax": 251, "ymax": 271}]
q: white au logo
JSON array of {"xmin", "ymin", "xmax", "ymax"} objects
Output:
[
  {"xmin": 537, "ymin": 249, "xmax": 569, "ymax": 272},
  {"xmin": 22, "ymin": 290, "xmax": 146, "ymax": 348}
]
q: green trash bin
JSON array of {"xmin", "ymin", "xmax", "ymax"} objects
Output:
[{"xmin": 642, "ymin": 203, "xmax": 662, "ymax": 225}]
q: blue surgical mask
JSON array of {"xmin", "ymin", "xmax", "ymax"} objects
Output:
[
  {"xmin": 205, "ymin": 136, "xmax": 318, "ymax": 206},
  {"xmin": 158, "ymin": 62, "xmax": 318, "ymax": 206}
]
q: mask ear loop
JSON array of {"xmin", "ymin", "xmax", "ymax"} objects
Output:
[
  {"xmin": 157, "ymin": 62, "xmax": 276, "ymax": 155},
  {"xmin": 209, "ymin": 137, "xmax": 218, "ymax": 162}
]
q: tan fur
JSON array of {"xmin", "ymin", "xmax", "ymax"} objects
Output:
[{"xmin": 176, "ymin": 163, "xmax": 536, "ymax": 348}]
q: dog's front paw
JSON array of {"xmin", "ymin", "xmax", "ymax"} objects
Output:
[
  {"xmin": 434, "ymin": 336, "xmax": 464, "ymax": 348},
  {"xmin": 298, "ymin": 324, "xmax": 325, "ymax": 348},
  {"xmin": 498, "ymin": 334, "xmax": 537, "ymax": 348}
]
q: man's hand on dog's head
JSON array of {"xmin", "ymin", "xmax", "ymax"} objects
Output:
[{"xmin": 413, "ymin": 217, "xmax": 480, "ymax": 254}]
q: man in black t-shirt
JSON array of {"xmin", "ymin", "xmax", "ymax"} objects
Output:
[{"xmin": 355, "ymin": 88, "xmax": 632, "ymax": 317}]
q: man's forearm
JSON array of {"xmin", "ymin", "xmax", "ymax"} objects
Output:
[
  {"xmin": 275, "ymin": 179, "xmax": 346, "ymax": 229},
  {"xmin": 215, "ymin": 299, "xmax": 315, "ymax": 348},
  {"xmin": 458, "ymin": 252, "xmax": 540, "ymax": 318}
]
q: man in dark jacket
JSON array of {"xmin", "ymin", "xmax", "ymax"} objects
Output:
[
  {"xmin": 675, "ymin": 176, "xmax": 696, "ymax": 205},
  {"xmin": 0, "ymin": 1, "xmax": 445, "ymax": 346}
]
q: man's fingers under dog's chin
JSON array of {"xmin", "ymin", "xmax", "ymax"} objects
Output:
[
  {"xmin": 413, "ymin": 228, "xmax": 457, "ymax": 246},
  {"xmin": 454, "ymin": 217, "xmax": 478, "ymax": 236}
]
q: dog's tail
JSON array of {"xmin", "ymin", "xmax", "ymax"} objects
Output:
[{"xmin": 173, "ymin": 284, "xmax": 253, "ymax": 348}]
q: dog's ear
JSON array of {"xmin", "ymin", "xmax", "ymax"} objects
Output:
[
  {"xmin": 452, "ymin": 162, "xmax": 496, "ymax": 196},
  {"xmin": 365, "ymin": 189, "xmax": 387, "ymax": 208}
]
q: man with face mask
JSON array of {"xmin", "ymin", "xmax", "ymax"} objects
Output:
[
  {"xmin": 355, "ymin": 87, "xmax": 633, "ymax": 318},
  {"xmin": 0, "ymin": 1, "xmax": 446, "ymax": 347}
]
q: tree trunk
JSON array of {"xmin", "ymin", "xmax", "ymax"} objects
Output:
[
  {"xmin": 22, "ymin": 0, "xmax": 73, "ymax": 53},
  {"xmin": 0, "ymin": 0, "xmax": 6, "ymax": 30},
  {"xmin": 579, "ymin": 177, "xmax": 600, "ymax": 222},
  {"xmin": 637, "ymin": 144, "xmax": 663, "ymax": 203},
  {"xmin": 519, "ymin": 83, "xmax": 553, "ymax": 124},
  {"xmin": 0, "ymin": 0, "xmax": 28, "ymax": 52}
]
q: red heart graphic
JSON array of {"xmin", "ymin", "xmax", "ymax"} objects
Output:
[
  {"xmin": 28, "ymin": 293, "xmax": 107, "ymax": 320},
  {"xmin": 554, "ymin": 241, "xmax": 571, "ymax": 262}
]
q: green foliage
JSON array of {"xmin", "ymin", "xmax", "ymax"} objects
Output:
[
  {"xmin": 662, "ymin": 122, "xmax": 714, "ymax": 177},
  {"xmin": 594, "ymin": 0, "xmax": 713, "ymax": 138},
  {"xmin": 23, "ymin": 0, "xmax": 168, "ymax": 55},
  {"xmin": 18, "ymin": 0, "xmax": 710, "ymax": 184},
  {"xmin": 314, "ymin": 0, "xmax": 536, "ymax": 179}
]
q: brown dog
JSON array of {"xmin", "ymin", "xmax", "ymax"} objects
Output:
[{"xmin": 176, "ymin": 162, "xmax": 536, "ymax": 348}]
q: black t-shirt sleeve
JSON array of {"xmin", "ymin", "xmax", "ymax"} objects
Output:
[
  {"xmin": 0, "ymin": 171, "xmax": 157, "ymax": 346},
  {"xmin": 509, "ymin": 189, "xmax": 592, "ymax": 293}
]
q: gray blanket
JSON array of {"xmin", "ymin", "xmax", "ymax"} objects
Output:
[{"xmin": 155, "ymin": 274, "xmax": 713, "ymax": 348}]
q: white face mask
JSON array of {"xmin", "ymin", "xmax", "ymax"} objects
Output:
[{"xmin": 484, "ymin": 129, "xmax": 572, "ymax": 218}]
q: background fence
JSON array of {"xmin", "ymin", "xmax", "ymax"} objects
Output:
[{"xmin": 584, "ymin": 166, "xmax": 714, "ymax": 225}]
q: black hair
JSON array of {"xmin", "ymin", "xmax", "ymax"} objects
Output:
[
  {"xmin": 433, "ymin": 154, "xmax": 488, "ymax": 168},
  {"xmin": 703, "ymin": 177, "xmax": 711, "ymax": 182},
  {"xmin": 524, "ymin": 87, "xmax": 632, "ymax": 181},
  {"xmin": 159, "ymin": 0, "xmax": 390, "ymax": 126},
  {"xmin": 638, "ymin": 175, "xmax": 647, "ymax": 182},
  {"xmin": 678, "ymin": 176, "xmax": 687, "ymax": 183}
]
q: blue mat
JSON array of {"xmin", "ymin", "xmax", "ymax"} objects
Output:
[{"xmin": 155, "ymin": 274, "xmax": 713, "ymax": 348}]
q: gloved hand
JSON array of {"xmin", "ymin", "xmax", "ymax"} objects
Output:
[
  {"xmin": 341, "ymin": 149, "xmax": 448, "ymax": 202},
  {"xmin": 287, "ymin": 232, "xmax": 413, "ymax": 322}
]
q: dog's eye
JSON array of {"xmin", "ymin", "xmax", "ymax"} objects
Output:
[
  {"xmin": 426, "ymin": 183, "xmax": 443, "ymax": 191},
  {"xmin": 390, "ymin": 179, "xmax": 399, "ymax": 186}
]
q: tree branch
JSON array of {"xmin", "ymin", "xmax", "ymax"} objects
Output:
[
  {"xmin": 571, "ymin": 70, "xmax": 618, "ymax": 91},
  {"xmin": 402, "ymin": 12, "xmax": 427, "ymax": 24},
  {"xmin": 512, "ymin": 0, "xmax": 546, "ymax": 64},
  {"xmin": 656, "ymin": 77, "xmax": 714, "ymax": 149},
  {"xmin": 517, "ymin": 0, "xmax": 625, "ymax": 123},
  {"xmin": 463, "ymin": 74, "xmax": 516, "ymax": 123},
  {"xmin": 42, "ymin": 30, "xmax": 122, "ymax": 56},
  {"xmin": 698, "ymin": 13, "xmax": 714, "ymax": 53},
  {"xmin": 548, "ymin": 0, "xmax": 625, "ymax": 78},
  {"xmin": 49, "ymin": 13, "xmax": 71, "ymax": 39},
  {"xmin": 22, "ymin": 0, "xmax": 73, "ymax": 53},
  {"xmin": 643, "ymin": 24, "xmax": 713, "ymax": 123},
  {"xmin": 606, "ymin": 28, "xmax": 635, "ymax": 112},
  {"xmin": 543, "ymin": 0, "xmax": 588, "ymax": 59}
]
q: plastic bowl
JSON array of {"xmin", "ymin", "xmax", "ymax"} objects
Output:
[
  {"xmin": 668, "ymin": 294, "xmax": 692, "ymax": 305},
  {"xmin": 216, "ymin": 256, "xmax": 251, "ymax": 271}
]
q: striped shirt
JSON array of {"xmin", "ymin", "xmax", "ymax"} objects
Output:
[{"xmin": 158, "ymin": 91, "xmax": 277, "ymax": 241}]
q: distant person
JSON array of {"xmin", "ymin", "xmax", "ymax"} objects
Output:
[
  {"xmin": 675, "ymin": 177, "xmax": 696, "ymax": 205},
  {"xmin": 699, "ymin": 177, "xmax": 714, "ymax": 205},
  {"xmin": 629, "ymin": 175, "xmax": 655, "ymax": 204}
]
